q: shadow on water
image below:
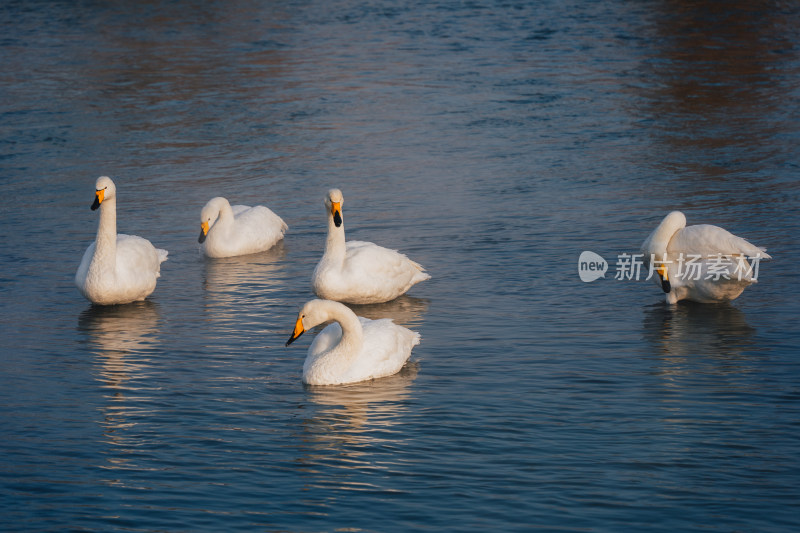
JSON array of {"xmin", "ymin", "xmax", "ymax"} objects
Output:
[{"xmin": 642, "ymin": 300, "xmax": 757, "ymax": 366}]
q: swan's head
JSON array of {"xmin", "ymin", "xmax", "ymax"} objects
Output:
[
  {"xmin": 286, "ymin": 299, "xmax": 338, "ymax": 346},
  {"xmin": 91, "ymin": 176, "xmax": 116, "ymax": 210},
  {"xmin": 198, "ymin": 197, "xmax": 227, "ymax": 243},
  {"xmin": 325, "ymin": 188, "xmax": 344, "ymax": 228},
  {"xmin": 641, "ymin": 211, "xmax": 687, "ymax": 294}
]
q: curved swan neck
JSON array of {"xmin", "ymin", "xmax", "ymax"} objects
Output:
[
  {"xmin": 645, "ymin": 211, "xmax": 686, "ymax": 255},
  {"xmin": 333, "ymin": 305, "xmax": 363, "ymax": 353},
  {"xmin": 210, "ymin": 199, "xmax": 234, "ymax": 231},
  {"xmin": 217, "ymin": 200, "xmax": 234, "ymax": 222},
  {"xmin": 309, "ymin": 300, "xmax": 363, "ymax": 355}
]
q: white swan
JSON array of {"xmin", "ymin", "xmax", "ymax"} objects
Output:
[
  {"xmin": 286, "ymin": 299, "xmax": 420, "ymax": 385},
  {"xmin": 75, "ymin": 176, "xmax": 168, "ymax": 305},
  {"xmin": 198, "ymin": 196, "xmax": 287, "ymax": 258},
  {"xmin": 641, "ymin": 211, "xmax": 771, "ymax": 304},
  {"xmin": 312, "ymin": 189, "xmax": 430, "ymax": 304}
]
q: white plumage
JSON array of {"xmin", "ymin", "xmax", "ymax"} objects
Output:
[
  {"xmin": 75, "ymin": 176, "xmax": 168, "ymax": 305},
  {"xmin": 286, "ymin": 299, "xmax": 420, "ymax": 386},
  {"xmin": 312, "ymin": 189, "xmax": 430, "ymax": 304},
  {"xmin": 641, "ymin": 211, "xmax": 771, "ymax": 304},
  {"xmin": 198, "ymin": 196, "xmax": 287, "ymax": 258}
]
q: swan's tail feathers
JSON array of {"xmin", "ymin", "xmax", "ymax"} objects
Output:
[
  {"xmin": 411, "ymin": 331, "xmax": 421, "ymax": 347},
  {"xmin": 157, "ymin": 248, "xmax": 169, "ymax": 263},
  {"xmin": 409, "ymin": 259, "xmax": 431, "ymax": 283},
  {"xmin": 412, "ymin": 269, "xmax": 431, "ymax": 284},
  {"xmin": 757, "ymin": 248, "xmax": 772, "ymax": 260}
]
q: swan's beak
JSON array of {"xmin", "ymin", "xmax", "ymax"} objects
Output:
[
  {"xmin": 286, "ymin": 315, "xmax": 305, "ymax": 346},
  {"xmin": 331, "ymin": 201, "xmax": 342, "ymax": 227},
  {"xmin": 91, "ymin": 189, "xmax": 104, "ymax": 211},
  {"xmin": 198, "ymin": 221, "xmax": 209, "ymax": 243},
  {"xmin": 657, "ymin": 264, "xmax": 671, "ymax": 293}
]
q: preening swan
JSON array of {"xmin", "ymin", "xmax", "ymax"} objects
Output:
[
  {"xmin": 641, "ymin": 211, "xmax": 771, "ymax": 304},
  {"xmin": 198, "ymin": 196, "xmax": 287, "ymax": 258},
  {"xmin": 286, "ymin": 299, "xmax": 420, "ymax": 385},
  {"xmin": 311, "ymin": 189, "xmax": 430, "ymax": 304},
  {"xmin": 75, "ymin": 176, "xmax": 168, "ymax": 305}
]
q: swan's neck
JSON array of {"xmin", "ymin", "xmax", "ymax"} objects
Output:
[
  {"xmin": 333, "ymin": 307, "xmax": 363, "ymax": 356},
  {"xmin": 218, "ymin": 201, "xmax": 234, "ymax": 225},
  {"xmin": 304, "ymin": 302, "xmax": 365, "ymax": 384},
  {"xmin": 93, "ymin": 197, "xmax": 117, "ymax": 268},
  {"xmin": 322, "ymin": 215, "xmax": 346, "ymax": 264},
  {"xmin": 645, "ymin": 215, "xmax": 685, "ymax": 257}
]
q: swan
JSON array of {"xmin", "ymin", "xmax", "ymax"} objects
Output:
[
  {"xmin": 75, "ymin": 176, "xmax": 168, "ymax": 305},
  {"xmin": 311, "ymin": 189, "xmax": 430, "ymax": 304},
  {"xmin": 198, "ymin": 196, "xmax": 287, "ymax": 258},
  {"xmin": 286, "ymin": 299, "xmax": 420, "ymax": 385},
  {"xmin": 641, "ymin": 211, "xmax": 771, "ymax": 304}
]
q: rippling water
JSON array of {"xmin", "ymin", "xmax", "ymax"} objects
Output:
[{"xmin": 2, "ymin": 1, "xmax": 800, "ymax": 531}]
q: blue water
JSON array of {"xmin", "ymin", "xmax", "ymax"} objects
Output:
[{"xmin": 2, "ymin": 1, "xmax": 800, "ymax": 531}]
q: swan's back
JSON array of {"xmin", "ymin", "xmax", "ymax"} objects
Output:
[
  {"xmin": 668, "ymin": 224, "xmax": 770, "ymax": 259},
  {"xmin": 116, "ymin": 234, "xmax": 166, "ymax": 272},
  {"xmin": 351, "ymin": 317, "xmax": 420, "ymax": 381},
  {"xmin": 235, "ymin": 205, "xmax": 288, "ymax": 247},
  {"xmin": 323, "ymin": 240, "xmax": 429, "ymax": 303},
  {"xmin": 304, "ymin": 317, "xmax": 419, "ymax": 385}
]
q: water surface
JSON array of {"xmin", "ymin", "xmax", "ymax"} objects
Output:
[{"xmin": 2, "ymin": 1, "xmax": 800, "ymax": 531}]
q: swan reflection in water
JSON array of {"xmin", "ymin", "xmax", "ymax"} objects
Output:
[
  {"xmin": 78, "ymin": 301, "xmax": 162, "ymax": 389},
  {"xmin": 642, "ymin": 301, "xmax": 757, "ymax": 376},
  {"xmin": 296, "ymin": 363, "xmax": 420, "ymax": 485},
  {"xmin": 78, "ymin": 301, "xmax": 162, "ymax": 470},
  {"xmin": 202, "ymin": 243, "xmax": 287, "ymax": 324},
  {"xmin": 345, "ymin": 295, "xmax": 430, "ymax": 328}
]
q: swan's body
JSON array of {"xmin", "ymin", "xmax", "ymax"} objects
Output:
[
  {"xmin": 75, "ymin": 176, "xmax": 168, "ymax": 305},
  {"xmin": 312, "ymin": 189, "xmax": 430, "ymax": 304},
  {"xmin": 286, "ymin": 299, "xmax": 420, "ymax": 385},
  {"xmin": 199, "ymin": 196, "xmax": 287, "ymax": 258},
  {"xmin": 641, "ymin": 211, "xmax": 771, "ymax": 304}
]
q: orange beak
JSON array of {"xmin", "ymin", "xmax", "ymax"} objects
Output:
[
  {"xmin": 286, "ymin": 315, "xmax": 305, "ymax": 346},
  {"xmin": 331, "ymin": 201, "xmax": 342, "ymax": 227},
  {"xmin": 198, "ymin": 221, "xmax": 210, "ymax": 243},
  {"xmin": 657, "ymin": 264, "xmax": 671, "ymax": 293},
  {"xmin": 91, "ymin": 188, "xmax": 104, "ymax": 210}
]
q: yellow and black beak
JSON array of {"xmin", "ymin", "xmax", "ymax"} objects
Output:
[
  {"xmin": 91, "ymin": 188, "xmax": 104, "ymax": 211},
  {"xmin": 657, "ymin": 264, "xmax": 671, "ymax": 294},
  {"xmin": 198, "ymin": 221, "xmax": 209, "ymax": 243},
  {"xmin": 331, "ymin": 201, "xmax": 342, "ymax": 227},
  {"xmin": 286, "ymin": 315, "xmax": 305, "ymax": 346}
]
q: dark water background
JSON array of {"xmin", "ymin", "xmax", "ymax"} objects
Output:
[{"xmin": 2, "ymin": 1, "xmax": 800, "ymax": 531}]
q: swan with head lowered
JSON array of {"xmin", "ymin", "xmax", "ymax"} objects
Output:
[
  {"xmin": 641, "ymin": 211, "xmax": 771, "ymax": 304},
  {"xmin": 286, "ymin": 299, "xmax": 420, "ymax": 385},
  {"xmin": 75, "ymin": 176, "xmax": 168, "ymax": 305},
  {"xmin": 198, "ymin": 196, "xmax": 287, "ymax": 258},
  {"xmin": 311, "ymin": 189, "xmax": 430, "ymax": 304}
]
